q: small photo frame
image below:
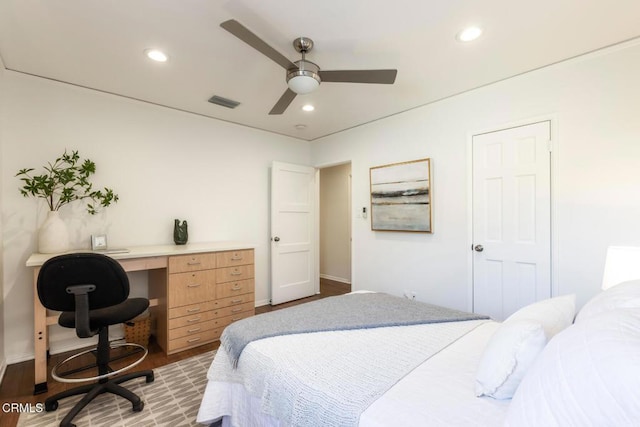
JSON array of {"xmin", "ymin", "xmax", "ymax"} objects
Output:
[{"xmin": 91, "ymin": 234, "xmax": 108, "ymax": 251}]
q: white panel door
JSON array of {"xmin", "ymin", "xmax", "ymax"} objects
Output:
[
  {"xmin": 472, "ymin": 121, "xmax": 551, "ymax": 320},
  {"xmin": 271, "ymin": 161, "xmax": 317, "ymax": 305}
]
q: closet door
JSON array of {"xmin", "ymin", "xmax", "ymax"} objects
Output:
[{"xmin": 472, "ymin": 121, "xmax": 551, "ymax": 320}]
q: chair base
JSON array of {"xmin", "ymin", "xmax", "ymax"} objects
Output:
[{"xmin": 45, "ymin": 369, "xmax": 154, "ymax": 427}]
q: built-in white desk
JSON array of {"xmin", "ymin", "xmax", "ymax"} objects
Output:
[{"xmin": 27, "ymin": 241, "xmax": 256, "ymax": 395}]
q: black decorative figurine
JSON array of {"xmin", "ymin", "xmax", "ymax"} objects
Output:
[{"xmin": 173, "ymin": 219, "xmax": 188, "ymax": 245}]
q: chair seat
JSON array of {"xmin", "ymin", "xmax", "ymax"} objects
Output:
[{"xmin": 59, "ymin": 298, "xmax": 149, "ymax": 330}]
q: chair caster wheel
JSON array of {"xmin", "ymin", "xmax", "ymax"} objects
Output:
[
  {"xmin": 146, "ymin": 372, "xmax": 155, "ymax": 383},
  {"xmin": 133, "ymin": 400, "xmax": 144, "ymax": 412},
  {"xmin": 45, "ymin": 400, "xmax": 58, "ymax": 411}
]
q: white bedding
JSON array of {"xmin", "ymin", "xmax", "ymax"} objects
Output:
[
  {"xmin": 361, "ymin": 321, "xmax": 508, "ymax": 427},
  {"xmin": 197, "ymin": 320, "xmax": 509, "ymax": 427}
]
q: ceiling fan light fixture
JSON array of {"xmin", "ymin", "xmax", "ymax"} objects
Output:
[
  {"xmin": 287, "ymin": 71, "xmax": 321, "ymax": 94},
  {"xmin": 287, "ymin": 59, "xmax": 321, "ymax": 94}
]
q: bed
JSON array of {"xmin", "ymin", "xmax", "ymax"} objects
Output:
[{"xmin": 197, "ymin": 283, "xmax": 640, "ymax": 427}]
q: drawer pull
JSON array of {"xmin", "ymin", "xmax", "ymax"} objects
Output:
[
  {"xmin": 187, "ymin": 283, "xmax": 201, "ymax": 288},
  {"xmin": 187, "ymin": 327, "xmax": 201, "ymax": 333},
  {"xmin": 187, "ymin": 337, "xmax": 201, "ymax": 343},
  {"xmin": 231, "ymin": 298, "xmax": 243, "ymax": 304},
  {"xmin": 231, "ymin": 307, "xmax": 243, "ymax": 313},
  {"xmin": 187, "ymin": 260, "xmax": 201, "ymax": 266},
  {"xmin": 231, "ymin": 254, "xmax": 243, "ymax": 260},
  {"xmin": 231, "ymin": 284, "xmax": 242, "ymax": 291},
  {"xmin": 187, "ymin": 307, "xmax": 201, "ymax": 313},
  {"xmin": 187, "ymin": 317, "xmax": 201, "ymax": 323},
  {"xmin": 230, "ymin": 269, "xmax": 242, "ymax": 276}
]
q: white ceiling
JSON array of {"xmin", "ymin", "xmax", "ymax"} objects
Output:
[{"xmin": 1, "ymin": 1, "xmax": 639, "ymax": 141}]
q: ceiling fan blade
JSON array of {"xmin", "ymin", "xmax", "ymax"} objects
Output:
[
  {"xmin": 220, "ymin": 19, "xmax": 297, "ymax": 70},
  {"xmin": 318, "ymin": 69, "xmax": 397, "ymax": 84},
  {"xmin": 269, "ymin": 89, "xmax": 297, "ymax": 115}
]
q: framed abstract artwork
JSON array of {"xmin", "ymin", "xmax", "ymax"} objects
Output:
[{"xmin": 369, "ymin": 158, "xmax": 432, "ymax": 232}]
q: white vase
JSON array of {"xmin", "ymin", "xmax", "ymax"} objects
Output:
[{"xmin": 38, "ymin": 211, "xmax": 70, "ymax": 254}]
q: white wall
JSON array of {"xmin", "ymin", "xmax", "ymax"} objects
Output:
[
  {"xmin": 320, "ymin": 163, "xmax": 351, "ymax": 283},
  {"xmin": 1, "ymin": 72, "xmax": 310, "ymax": 363},
  {"xmin": 311, "ymin": 40, "xmax": 640, "ymax": 312}
]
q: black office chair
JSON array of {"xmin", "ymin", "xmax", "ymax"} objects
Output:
[{"xmin": 37, "ymin": 253, "xmax": 155, "ymax": 427}]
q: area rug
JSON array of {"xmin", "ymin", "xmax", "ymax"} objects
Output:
[{"xmin": 19, "ymin": 350, "xmax": 216, "ymax": 427}]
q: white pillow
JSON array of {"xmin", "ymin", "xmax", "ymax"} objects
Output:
[
  {"xmin": 575, "ymin": 279, "xmax": 640, "ymax": 323},
  {"xmin": 505, "ymin": 309, "xmax": 640, "ymax": 426},
  {"xmin": 475, "ymin": 320, "xmax": 546, "ymax": 399},
  {"xmin": 475, "ymin": 294, "xmax": 576, "ymax": 399},
  {"xmin": 505, "ymin": 293, "xmax": 576, "ymax": 338}
]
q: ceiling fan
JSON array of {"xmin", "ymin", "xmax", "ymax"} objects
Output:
[{"xmin": 220, "ymin": 19, "xmax": 398, "ymax": 115}]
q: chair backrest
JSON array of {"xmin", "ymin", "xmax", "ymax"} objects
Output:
[{"xmin": 37, "ymin": 253, "xmax": 130, "ymax": 312}]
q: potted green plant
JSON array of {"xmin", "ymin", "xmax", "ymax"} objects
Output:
[{"xmin": 16, "ymin": 149, "xmax": 119, "ymax": 253}]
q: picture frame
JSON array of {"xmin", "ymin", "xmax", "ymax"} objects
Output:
[
  {"xmin": 370, "ymin": 158, "xmax": 432, "ymax": 232},
  {"xmin": 91, "ymin": 234, "xmax": 108, "ymax": 251}
]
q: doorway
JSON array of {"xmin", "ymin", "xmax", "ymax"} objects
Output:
[
  {"xmin": 472, "ymin": 121, "xmax": 552, "ymax": 320},
  {"xmin": 319, "ymin": 163, "xmax": 352, "ymax": 291}
]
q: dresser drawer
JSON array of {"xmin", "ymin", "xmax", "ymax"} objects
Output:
[
  {"xmin": 168, "ymin": 300, "xmax": 215, "ymax": 319},
  {"xmin": 167, "ymin": 329, "xmax": 220, "ymax": 353},
  {"xmin": 169, "ymin": 252, "xmax": 216, "ymax": 273},
  {"xmin": 218, "ymin": 311, "xmax": 254, "ymax": 330},
  {"xmin": 216, "ymin": 293, "xmax": 255, "ymax": 309},
  {"xmin": 214, "ymin": 300, "xmax": 255, "ymax": 318},
  {"xmin": 217, "ymin": 264, "xmax": 254, "ymax": 283},
  {"xmin": 217, "ymin": 279, "xmax": 254, "ymax": 299},
  {"xmin": 168, "ymin": 310, "xmax": 217, "ymax": 329},
  {"xmin": 168, "ymin": 319, "xmax": 217, "ymax": 341},
  {"xmin": 168, "ymin": 270, "xmax": 216, "ymax": 308},
  {"xmin": 216, "ymin": 249, "xmax": 254, "ymax": 268}
]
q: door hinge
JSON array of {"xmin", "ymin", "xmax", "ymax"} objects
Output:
[{"xmin": 547, "ymin": 140, "xmax": 553, "ymax": 153}]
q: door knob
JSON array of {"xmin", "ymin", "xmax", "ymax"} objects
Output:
[
  {"xmin": 273, "ymin": 236, "xmax": 280, "ymax": 242},
  {"xmin": 474, "ymin": 244, "xmax": 484, "ymax": 252}
]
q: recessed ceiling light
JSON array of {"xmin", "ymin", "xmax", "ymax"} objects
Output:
[
  {"xmin": 295, "ymin": 124, "xmax": 307, "ymax": 130},
  {"xmin": 144, "ymin": 48, "xmax": 168, "ymax": 62},
  {"xmin": 302, "ymin": 104, "xmax": 315, "ymax": 112},
  {"xmin": 457, "ymin": 26, "xmax": 483, "ymax": 42}
]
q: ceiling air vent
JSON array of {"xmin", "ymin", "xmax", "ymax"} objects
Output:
[{"xmin": 208, "ymin": 95, "xmax": 241, "ymax": 109}]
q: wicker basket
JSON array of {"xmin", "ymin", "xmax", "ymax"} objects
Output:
[{"xmin": 124, "ymin": 311, "xmax": 150, "ymax": 347}]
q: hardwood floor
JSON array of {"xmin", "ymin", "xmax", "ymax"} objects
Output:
[
  {"xmin": 256, "ymin": 277, "xmax": 351, "ymax": 314},
  {"xmin": 0, "ymin": 278, "xmax": 350, "ymax": 427}
]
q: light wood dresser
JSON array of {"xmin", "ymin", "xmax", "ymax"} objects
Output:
[{"xmin": 150, "ymin": 248, "xmax": 255, "ymax": 354}]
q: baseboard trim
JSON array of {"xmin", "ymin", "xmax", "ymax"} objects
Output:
[
  {"xmin": 320, "ymin": 274, "xmax": 351, "ymax": 285},
  {"xmin": 6, "ymin": 352, "xmax": 34, "ymax": 365},
  {"xmin": 255, "ymin": 298, "xmax": 270, "ymax": 307}
]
